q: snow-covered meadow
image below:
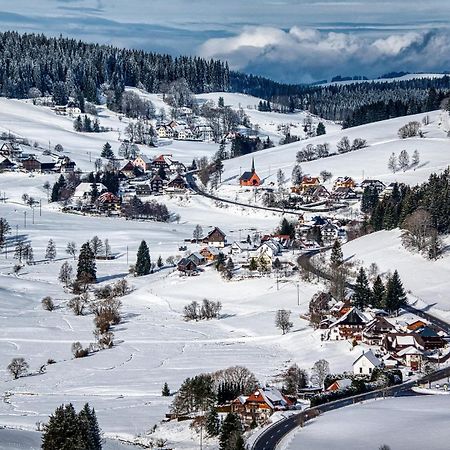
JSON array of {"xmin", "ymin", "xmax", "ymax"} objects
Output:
[{"xmin": 1, "ymin": 93, "xmax": 450, "ymax": 448}]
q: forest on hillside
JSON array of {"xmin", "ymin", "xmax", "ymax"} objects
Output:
[{"xmin": 1, "ymin": 31, "xmax": 450, "ymax": 128}]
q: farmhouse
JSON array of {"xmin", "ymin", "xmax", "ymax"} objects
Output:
[
  {"xmin": 177, "ymin": 258, "xmax": 198, "ymax": 276},
  {"xmin": 328, "ymin": 307, "xmax": 369, "ymax": 341},
  {"xmin": 231, "ymin": 388, "xmax": 292, "ymax": 426},
  {"xmin": 133, "ymin": 155, "xmax": 152, "ymax": 173},
  {"xmin": 353, "ymin": 350, "xmax": 382, "ymax": 376},
  {"xmin": 363, "ymin": 317, "xmax": 397, "ymax": 345},
  {"xmin": 203, "ymin": 227, "xmax": 227, "ymax": 248}
]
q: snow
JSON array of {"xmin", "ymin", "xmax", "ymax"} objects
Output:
[
  {"xmin": 341, "ymin": 229, "xmax": 450, "ymax": 313},
  {"xmin": 1, "ymin": 92, "xmax": 450, "ymax": 447},
  {"xmin": 322, "ymin": 73, "xmax": 448, "ymax": 87},
  {"xmin": 220, "ymin": 109, "xmax": 450, "ymax": 197},
  {"xmin": 283, "ymin": 395, "xmax": 450, "ymax": 450}
]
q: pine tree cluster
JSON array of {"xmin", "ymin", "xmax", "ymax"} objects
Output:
[{"xmin": 42, "ymin": 403, "xmax": 102, "ymax": 450}]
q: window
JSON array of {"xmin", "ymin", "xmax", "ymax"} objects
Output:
[{"xmin": 359, "ymin": 367, "xmax": 363, "ymax": 374}]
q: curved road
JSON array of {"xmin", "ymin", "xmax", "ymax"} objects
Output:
[{"xmin": 185, "ymin": 173, "xmax": 348, "ymax": 215}]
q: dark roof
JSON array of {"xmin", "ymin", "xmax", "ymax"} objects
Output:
[
  {"xmin": 416, "ymin": 326, "xmax": 439, "ymax": 337},
  {"xmin": 338, "ymin": 308, "xmax": 367, "ymax": 326},
  {"xmin": 240, "ymin": 171, "xmax": 255, "ymax": 181}
]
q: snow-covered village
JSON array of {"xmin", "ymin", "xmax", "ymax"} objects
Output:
[{"xmin": 1, "ymin": 3, "xmax": 450, "ymax": 450}]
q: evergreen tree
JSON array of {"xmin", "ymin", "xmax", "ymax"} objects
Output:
[
  {"xmin": 41, "ymin": 403, "xmax": 82, "ymax": 450},
  {"xmin": 45, "ymin": 239, "xmax": 57, "ymax": 261},
  {"xmin": 157, "ymin": 255, "xmax": 164, "ymax": 268},
  {"xmin": 352, "ymin": 268, "xmax": 371, "ymax": 309},
  {"xmin": 162, "ymin": 382, "xmax": 170, "ymax": 397},
  {"xmin": 372, "ymin": 275, "xmax": 385, "ymax": 309},
  {"xmin": 316, "ymin": 122, "xmax": 326, "ymax": 136},
  {"xmin": 384, "ymin": 270, "xmax": 407, "ymax": 313},
  {"xmin": 219, "ymin": 413, "xmax": 243, "ymax": 450},
  {"xmin": 73, "ymin": 115, "xmax": 83, "ymax": 132},
  {"xmin": 101, "ymin": 142, "xmax": 114, "ymax": 159},
  {"xmin": 330, "ymin": 240, "xmax": 343, "ymax": 268},
  {"xmin": 135, "ymin": 240, "xmax": 151, "ymax": 276},
  {"xmin": 77, "ymin": 242, "xmax": 97, "ymax": 283},
  {"xmin": 78, "ymin": 404, "xmax": 102, "ymax": 450},
  {"xmin": 205, "ymin": 407, "xmax": 221, "ymax": 437}
]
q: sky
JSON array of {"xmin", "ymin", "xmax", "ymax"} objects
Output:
[{"xmin": 1, "ymin": 0, "xmax": 450, "ymax": 83}]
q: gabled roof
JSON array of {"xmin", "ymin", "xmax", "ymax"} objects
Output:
[
  {"xmin": 353, "ymin": 349, "xmax": 382, "ymax": 368},
  {"xmin": 397, "ymin": 345, "xmax": 424, "ymax": 357},
  {"xmin": 205, "ymin": 227, "xmax": 226, "ymax": 239},
  {"xmin": 240, "ymin": 171, "xmax": 258, "ymax": 181},
  {"xmin": 136, "ymin": 155, "xmax": 152, "ymax": 164},
  {"xmin": 331, "ymin": 307, "xmax": 369, "ymax": 327}
]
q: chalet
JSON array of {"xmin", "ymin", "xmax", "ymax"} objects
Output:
[
  {"xmin": 332, "ymin": 187, "xmax": 358, "ymax": 200},
  {"xmin": 95, "ymin": 192, "xmax": 120, "ymax": 211},
  {"xmin": 73, "ymin": 182, "xmax": 107, "ymax": 202},
  {"xmin": 239, "ymin": 159, "xmax": 261, "ymax": 187},
  {"xmin": 353, "ymin": 350, "xmax": 382, "ymax": 376},
  {"xmin": 407, "ymin": 320, "xmax": 428, "ymax": 332},
  {"xmin": 330, "ymin": 299, "xmax": 353, "ymax": 318},
  {"xmin": 291, "ymin": 176, "xmax": 321, "ymax": 194},
  {"xmin": 321, "ymin": 223, "xmax": 340, "ymax": 243},
  {"xmin": 177, "ymin": 258, "xmax": 198, "ymax": 276},
  {"xmin": 231, "ymin": 388, "xmax": 292, "ymax": 426},
  {"xmin": 0, "ymin": 142, "xmax": 22, "ymax": 161},
  {"xmin": 156, "ymin": 125, "xmax": 174, "ymax": 139},
  {"xmin": 382, "ymin": 333, "xmax": 425, "ymax": 353},
  {"xmin": 187, "ymin": 252, "xmax": 206, "ymax": 267},
  {"xmin": 0, "ymin": 155, "xmax": 14, "ymax": 170},
  {"xmin": 135, "ymin": 184, "xmax": 152, "ymax": 197},
  {"xmin": 328, "ymin": 307, "xmax": 369, "ymax": 341},
  {"xmin": 200, "ymin": 246, "xmax": 221, "ymax": 262},
  {"xmin": 303, "ymin": 185, "xmax": 330, "ymax": 202},
  {"xmin": 229, "ymin": 241, "xmax": 252, "ymax": 255},
  {"xmin": 396, "ymin": 346, "xmax": 424, "ymax": 371},
  {"xmin": 326, "ymin": 378, "xmax": 352, "ymax": 392},
  {"xmin": 22, "ymin": 155, "xmax": 56, "ymax": 172},
  {"xmin": 382, "ymin": 354, "xmax": 401, "ymax": 369},
  {"xmin": 167, "ymin": 174, "xmax": 187, "ymax": 192},
  {"xmin": 203, "ymin": 227, "xmax": 226, "ymax": 248},
  {"xmin": 334, "ymin": 176, "xmax": 356, "ymax": 189},
  {"xmin": 133, "ymin": 155, "xmax": 152, "ymax": 173},
  {"xmin": 415, "ymin": 326, "xmax": 446, "ymax": 350},
  {"xmin": 362, "ymin": 317, "xmax": 397, "ymax": 345},
  {"xmin": 119, "ymin": 161, "xmax": 136, "ymax": 179},
  {"xmin": 360, "ymin": 179, "xmax": 386, "ymax": 193},
  {"xmin": 174, "ymin": 126, "xmax": 194, "ymax": 141},
  {"xmin": 150, "ymin": 175, "xmax": 164, "ymax": 195},
  {"xmin": 54, "ymin": 156, "xmax": 76, "ymax": 173},
  {"xmin": 253, "ymin": 240, "xmax": 282, "ymax": 259},
  {"xmin": 195, "ymin": 125, "xmax": 214, "ymax": 141},
  {"xmin": 152, "ymin": 154, "xmax": 185, "ymax": 174}
]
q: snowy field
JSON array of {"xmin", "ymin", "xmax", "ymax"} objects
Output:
[
  {"xmin": 341, "ymin": 230, "xmax": 450, "ymax": 315},
  {"xmin": 283, "ymin": 395, "xmax": 450, "ymax": 450},
  {"xmin": 220, "ymin": 109, "xmax": 450, "ymax": 197},
  {"xmin": 1, "ymin": 94, "xmax": 450, "ymax": 447}
]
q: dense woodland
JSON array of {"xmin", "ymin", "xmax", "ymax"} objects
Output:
[{"xmin": 1, "ymin": 31, "xmax": 450, "ymax": 129}]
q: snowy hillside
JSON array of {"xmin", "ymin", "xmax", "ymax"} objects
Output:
[
  {"xmin": 322, "ymin": 73, "xmax": 447, "ymax": 87},
  {"xmin": 220, "ymin": 109, "xmax": 450, "ymax": 191},
  {"xmin": 283, "ymin": 395, "xmax": 450, "ymax": 450}
]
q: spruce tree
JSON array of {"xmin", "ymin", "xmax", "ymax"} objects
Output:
[
  {"xmin": 384, "ymin": 270, "xmax": 407, "ymax": 314},
  {"xmin": 101, "ymin": 142, "xmax": 114, "ymax": 159},
  {"xmin": 162, "ymin": 382, "xmax": 170, "ymax": 397},
  {"xmin": 77, "ymin": 242, "xmax": 97, "ymax": 283},
  {"xmin": 353, "ymin": 268, "xmax": 371, "ymax": 310},
  {"xmin": 371, "ymin": 275, "xmax": 386, "ymax": 309},
  {"xmin": 135, "ymin": 240, "xmax": 151, "ymax": 276},
  {"xmin": 330, "ymin": 240, "xmax": 343, "ymax": 268},
  {"xmin": 219, "ymin": 413, "xmax": 243, "ymax": 450},
  {"xmin": 316, "ymin": 122, "xmax": 326, "ymax": 136},
  {"xmin": 205, "ymin": 407, "xmax": 221, "ymax": 437},
  {"xmin": 41, "ymin": 403, "xmax": 82, "ymax": 450},
  {"xmin": 45, "ymin": 239, "xmax": 57, "ymax": 261}
]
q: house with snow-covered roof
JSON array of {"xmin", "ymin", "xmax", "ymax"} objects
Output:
[
  {"xmin": 231, "ymin": 387, "xmax": 292, "ymax": 426},
  {"xmin": 328, "ymin": 307, "xmax": 370, "ymax": 341},
  {"xmin": 353, "ymin": 350, "xmax": 382, "ymax": 376}
]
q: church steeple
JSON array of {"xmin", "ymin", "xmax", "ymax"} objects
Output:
[{"xmin": 251, "ymin": 157, "xmax": 255, "ymax": 173}]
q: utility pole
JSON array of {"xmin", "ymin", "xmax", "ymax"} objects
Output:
[
  {"xmin": 32, "ymin": 207, "xmax": 35, "ymax": 225},
  {"xmin": 39, "ymin": 200, "xmax": 42, "ymax": 217},
  {"xmin": 297, "ymin": 281, "xmax": 300, "ymax": 306},
  {"xmin": 24, "ymin": 211, "xmax": 27, "ymax": 229},
  {"xmin": 126, "ymin": 245, "xmax": 129, "ymax": 266}
]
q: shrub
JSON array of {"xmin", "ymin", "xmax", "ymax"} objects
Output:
[
  {"xmin": 71, "ymin": 342, "xmax": 89, "ymax": 358},
  {"xmin": 41, "ymin": 296, "xmax": 55, "ymax": 311}
]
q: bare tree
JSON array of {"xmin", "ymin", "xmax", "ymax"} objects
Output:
[
  {"xmin": 401, "ymin": 209, "xmax": 433, "ymax": 252},
  {"xmin": 193, "ymin": 225, "xmax": 203, "ymax": 243},
  {"xmin": 398, "ymin": 150, "xmax": 410, "ymax": 171},
  {"xmin": 90, "ymin": 236, "xmax": 103, "ymax": 257},
  {"xmin": 59, "ymin": 261, "xmax": 73, "ymax": 287},
  {"xmin": 320, "ymin": 170, "xmax": 333, "ymax": 182},
  {"xmin": 311, "ymin": 359, "xmax": 330, "ymax": 388},
  {"xmin": 68, "ymin": 293, "xmax": 89, "ymax": 316},
  {"xmin": 412, "ymin": 149, "xmax": 420, "ymax": 166},
  {"xmin": 66, "ymin": 241, "xmax": 77, "ymax": 260},
  {"xmin": 398, "ymin": 121, "xmax": 421, "ymax": 139},
  {"xmin": 8, "ymin": 358, "xmax": 29, "ymax": 379},
  {"xmin": 387, "ymin": 153, "xmax": 398, "ymax": 173},
  {"xmin": 281, "ymin": 364, "xmax": 308, "ymax": 395},
  {"xmin": 337, "ymin": 136, "xmax": 351, "ymax": 153},
  {"xmin": 275, "ymin": 309, "xmax": 293, "ymax": 334}
]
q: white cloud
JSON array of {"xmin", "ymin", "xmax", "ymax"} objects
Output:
[{"xmin": 199, "ymin": 26, "xmax": 450, "ymax": 82}]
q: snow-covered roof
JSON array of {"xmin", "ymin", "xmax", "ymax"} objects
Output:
[
  {"xmin": 331, "ymin": 307, "xmax": 369, "ymax": 327},
  {"xmin": 353, "ymin": 349, "xmax": 382, "ymax": 368},
  {"xmin": 397, "ymin": 346, "xmax": 424, "ymax": 357},
  {"xmin": 73, "ymin": 182, "xmax": 107, "ymax": 198}
]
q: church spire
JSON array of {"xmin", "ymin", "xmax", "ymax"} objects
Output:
[{"xmin": 251, "ymin": 157, "xmax": 255, "ymax": 173}]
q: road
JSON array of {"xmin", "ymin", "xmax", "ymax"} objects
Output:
[
  {"xmin": 185, "ymin": 173, "xmax": 348, "ymax": 215},
  {"xmin": 252, "ymin": 365, "xmax": 450, "ymax": 450}
]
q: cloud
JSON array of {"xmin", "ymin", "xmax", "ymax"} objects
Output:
[{"xmin": 199, "ymin": 26, "xmax": 450, "ymax": 82}]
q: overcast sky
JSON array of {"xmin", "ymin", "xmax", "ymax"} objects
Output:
[{"xmin": 1, "ymin": 0, "xmax": 450, "ymax": 82}]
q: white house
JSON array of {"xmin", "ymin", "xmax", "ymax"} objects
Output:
[
  {"xmin": 352, "ymin": 350, "xmax": 382, "ymax": 376},
  {"xmin": 252, "ymin": 240, "xmax": 282, "ymax": 259}
]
